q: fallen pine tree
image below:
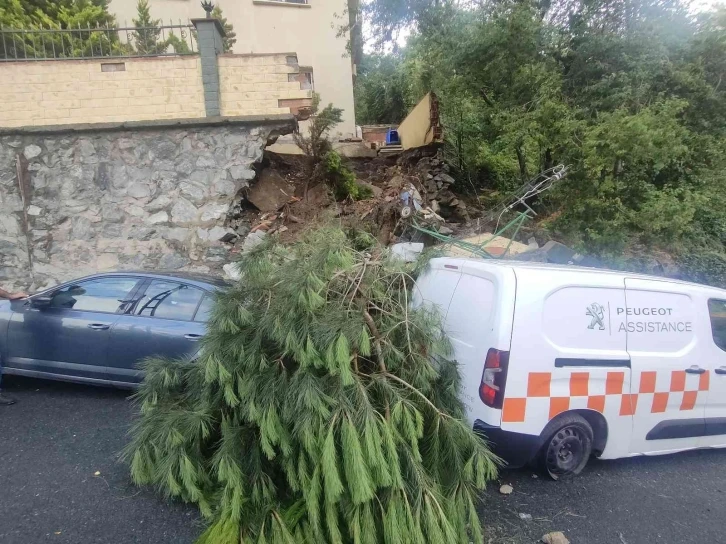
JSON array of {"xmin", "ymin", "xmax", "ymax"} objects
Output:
[{"xmin": 123, "ymin": 226, "xmax": 498, "ymax": 544}]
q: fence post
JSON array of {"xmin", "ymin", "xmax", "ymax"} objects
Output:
[{"xmin": 191, "ymin": 18, "xmax": 225, "ymax": 117}]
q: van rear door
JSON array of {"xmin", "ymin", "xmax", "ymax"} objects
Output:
[{"xmin": 442, "ymin": 262, "xmax": 515, "ymax": 428}]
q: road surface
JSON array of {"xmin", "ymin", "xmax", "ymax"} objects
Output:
[{"xmin": 2, "ymin": 376, "xmax": 726, "ymax": 543}]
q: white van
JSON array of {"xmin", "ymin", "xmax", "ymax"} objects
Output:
[{"xmin": 413, "ymin": 258, "xmax": 726, "ymax": 478}]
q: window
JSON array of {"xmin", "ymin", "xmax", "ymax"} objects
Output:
[
  {"xmin": 50, "ymin": 277, "xmax": 139, "ymax": 313},
  {"xmin": 708, "ymin": 299, "xmax": 726, "ymax": 352},
  {"xmin": 135, "ymin": 280, "xmax": 204, "ymax": 321},
  {"xmin": 194, "ymin": 295, "xmax": 214, "ymax": 322}
]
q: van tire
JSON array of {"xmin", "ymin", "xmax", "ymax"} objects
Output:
[{"xmin": 539, "ymin": 414, "xmax": 593, "ymax": 480}]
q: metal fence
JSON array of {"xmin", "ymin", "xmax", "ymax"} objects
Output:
[{"xmin": 0, "ymin": 22, "xmax": 197, "ymax": 61}]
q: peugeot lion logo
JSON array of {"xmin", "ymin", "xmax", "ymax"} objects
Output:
[{"xmin": 586, "ymin": 303, "xmax": 606, "ymax": 330}]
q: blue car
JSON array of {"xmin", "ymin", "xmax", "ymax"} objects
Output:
[{"xmin": 0, "ymin": 271, "xmax": 229, "ymax": 388}]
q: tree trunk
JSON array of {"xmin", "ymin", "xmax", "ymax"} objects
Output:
[{"xmin": 516, "ymin": 145, "xmax": 528, "ymax": 181}]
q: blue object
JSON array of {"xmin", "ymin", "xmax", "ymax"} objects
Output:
[
  {"xmin": 0, "ymin": 271, "xmax": 230, "ymax": 388},
  {"xmin": 386, "ymin": 128, "xmax": 400, "ymax": 145}
]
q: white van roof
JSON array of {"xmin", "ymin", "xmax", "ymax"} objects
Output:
[{"xmin": 429, "ymin": 257, "xmax": 726, "ymax": 295}]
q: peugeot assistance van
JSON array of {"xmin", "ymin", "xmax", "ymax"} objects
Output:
[{"xmin": 413, "ymin": 258, "xmax": 726, "ymax": 478}]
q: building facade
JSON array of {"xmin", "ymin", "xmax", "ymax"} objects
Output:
[{"xmin": 108, "ymin": 0, "xmax": 357, "ymax": 137}]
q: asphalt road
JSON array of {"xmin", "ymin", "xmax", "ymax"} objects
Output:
[
  {"xmin": 480, "ymin": 448, "xmax": 726, "ymax": 543},
  {"xmin": 0, "ymin": 376, "xmax": 201, "ymax": 544},
  {"xmin": 2, "ymin": 376, "xmax": 726, "ymax": 544}
]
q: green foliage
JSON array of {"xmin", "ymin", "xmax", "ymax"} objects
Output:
[
  {"xmin": 356, "ymin": 0, "xmax": 726, "ymax": 284},
  {"xmin": 132, "ymin": 0, "xmax": 164, "ymax": 55},
  {"xmin": 354, "ymin": 54, "xmax": 409, "ymax": 125},
  {"xmin": 0, "ymin": 0, "xmax": 121, "ymax": 58},
  {"xmin": 211, "ymin": 5, "xmax": 236, "ymax": 52},
  {"xmin": 293, "ymin": 95, "xmax": 345, "ymax": 162},
  {"xmin": 322, "ymin": 151, "xmax": 372, "ymax": 201},
  {"xmin": 124, "ymin": 226, "xmax": 498, "ymax": 543}
]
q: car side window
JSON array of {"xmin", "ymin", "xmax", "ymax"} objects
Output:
[
  {"xmin": 50, "ymin": 277, "xmax": 139, "ymax": 313},
  {"xmin": 135, "ymin": 280, "xmax": 204, "ymax": 321},
  {"xmin": 708, "ymin": 299, "xmax": 726, "ymax": 352},
  {"xmin": 194, "ymin": 295, "xmax": 214, "ymax": 322}
]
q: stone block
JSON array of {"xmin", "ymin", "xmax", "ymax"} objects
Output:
[
  {"xmin": 70, "ymin": 216, "xmax": 93, "ymax": 241},
  {"xmin": 146, "ymin": 195, "xmax": 173, "ymax": 213},
  {"xmin": 159, "ymin": 252, "xmax": 190, "ymax": 270},
  {"xmin": 180, "ymin": 182, "xmax": 208, "ymax": 205},
  {"xmin": 148, "ymin": 211, "xmax": 169, "ymax": 224},
  {"xmin": 246, "ymin": 169, "xmax": 293, "ymax": 212},
  {"xmin": 127, "ymin": 182, "xmax": 152, "ymax": 199},
  {"xmin": 171, "ymin": 197, "xmax": 199, "ymax": 224},
  {"xmin": 199, "ymin": 203, "xmax": 229, "ymax": 222},
  {"xmin": 229, "ymin": 164, "xmax": 256, "ymax": 181},
  {"xmin": 161, "ymin": 227, "xmax": 190, "ymax": 242},
  {"xmin": 24, "ymin": 144, "xmax": 42, "ymax": 159}
]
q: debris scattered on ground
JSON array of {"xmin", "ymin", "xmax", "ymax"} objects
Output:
[
  {"xmin": 242, "ymin": 230, "xmax": 267, "ymax": 251},
  {"xmin": 223, "ymin": 262, "xmax": 241, "ymax": 281},
  {"xmin": 391, "ymin": 242, "xmax": 424, "ymax": 262},
  {"xmin": 444, "ymin": 233, "xmax": 530, "ymax": 258},
  {"xmin": 518, "ymin": 513, "xmax": 533, "ymax": 521},
  {"xmin": 541, "ymin": 531, "xmax": 570, "ymax": 544},
  {"xmin": 499, "ymin": 484, "xmax": 514, "ymax": 495},
  {"xmin": 93, "ymin": 471, "xmax": 101, "ymax": 476}
]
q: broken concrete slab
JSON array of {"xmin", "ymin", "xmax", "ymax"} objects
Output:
[
  {"xmin": 444, "ymin": 233, "xmax": 529, "ymax": 259},
  {"xmin": 391, "ymin": 242, "xmax": 424, "ymax": 262},
  {"xmin": 246, "ymin": 169, "xmax": 295, "ymax": 212},
  {"xmin": 541, "ymin": 240, "xmax": 577, "ymax": 264}
]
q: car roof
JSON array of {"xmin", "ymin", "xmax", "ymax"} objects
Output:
[
  {"xmin": 430, "ymin": 257, "xmax": 726, "ymax": 294},
  {"xmin": 53, "ymin": 271, "xmax": 232, "ymax": 292}
]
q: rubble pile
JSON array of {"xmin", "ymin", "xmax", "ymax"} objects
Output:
[
  {"xmin": 223, "ymin": 146, "xmax": 478, "ymax": 258},
  {"xmin": 412, "ymin": 153, "xmax": 470, "ymax": 223}
]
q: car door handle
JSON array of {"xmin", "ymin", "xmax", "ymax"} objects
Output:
[
  {"xmin": 715, "ymin": 367, "xmax": 726, "ymax": 375},
  {"xmin": 184, "ymin": 333, "xmax": 202, "ymax": 341},
  {"xmin": 87, "ymin": 323, "xmax": 110, "ymax": 330},
  {"xmin": 685, "ymin": 366, "xmax": 706, "ymax": 374}
]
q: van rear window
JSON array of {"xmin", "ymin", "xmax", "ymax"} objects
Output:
[{"xmin": 708, "ymin": 299, "xmax": 726, "ymax": 352}]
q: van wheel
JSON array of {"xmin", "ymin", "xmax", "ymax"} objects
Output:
[{"xmin": 540, "ymin": 414, "xmax": 593, "ymax": 480}]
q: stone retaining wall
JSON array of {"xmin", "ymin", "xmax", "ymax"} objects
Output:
[{"xmin": 0, "ymin": 116, "xmax": 295, "ymax": 291}]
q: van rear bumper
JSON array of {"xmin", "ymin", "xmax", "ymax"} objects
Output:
[{"xmin": 474, "ymin": 420, "xmax": 543, "ymax": 469}]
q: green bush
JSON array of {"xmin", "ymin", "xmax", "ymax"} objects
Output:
[{"xmin": 323, "ymin": 151, "xmax": 372, "ymax": 201}]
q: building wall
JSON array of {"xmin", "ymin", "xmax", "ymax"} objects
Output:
[
  {"xmin": 0, "ymin": 57, "xmax": 205, "ymax": 128},
  {"xmin": 0, "ymin": 54, "xmax": 310, "ymax": 127},
  {"xmin": 0, "ymin": 117, "xmax": 295, "ymax": 291},
  {"xmin": 218, "ymin": 54, "xmax": 312, "ymax": 116},
  {"xmin": 108, "ymin": 0, "xmax": 356, "ymax": 136},
  {"xmin": 398, "ymin": 93, "xmax": 441, "ymax": 150}
]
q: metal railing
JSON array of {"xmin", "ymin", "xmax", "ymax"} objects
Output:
[{"xmin": 0, "ymin": 22, "xmax": 197, "ymax": 61}]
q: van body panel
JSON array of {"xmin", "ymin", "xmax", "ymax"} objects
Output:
[
  {"xmin": 505, "ymin": 268, "xmax": 633, "ymax": 460},
  {"xmin": 414, "ymin": 258, "xmax": 726, "ymax": 468}
]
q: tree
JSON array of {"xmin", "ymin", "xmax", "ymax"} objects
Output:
[
  {"xmin": 211, "ymin": 5, "xmax": 236, "ymax": 52},
  {"xmin": 0, "ymin": 0, "xmax": 120, "ymax": 59},
  {"xmin": 293, "ymin": 94, "xmax": 345, "ymax": 162},
  {"xmin": 132, "ymin": 0, "xmax": 164, "ymax": 55},
  {"xmin": 353, "ymin": 0, "xmax": 726, "ymax": 285},
  {"xmin": 354, "ymin": 54, "xmax": 409, "ymax": 125},
  {"xmin": 124, "ymin": 226, "xmax": 498, "ymax": 543}
]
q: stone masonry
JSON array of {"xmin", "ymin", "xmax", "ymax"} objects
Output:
[{"xmin": 0, "ymin": 116, "xmax": 295, "ymax": 292}]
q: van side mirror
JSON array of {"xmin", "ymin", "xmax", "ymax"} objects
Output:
[{"xmin": 30, "ymin": 295, "xmax": 52, "ymax": 308}]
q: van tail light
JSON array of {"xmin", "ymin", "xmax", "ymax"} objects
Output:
[{"xmin": 479, "ymin": 348, "xmax": 509, "ymax": 409}]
